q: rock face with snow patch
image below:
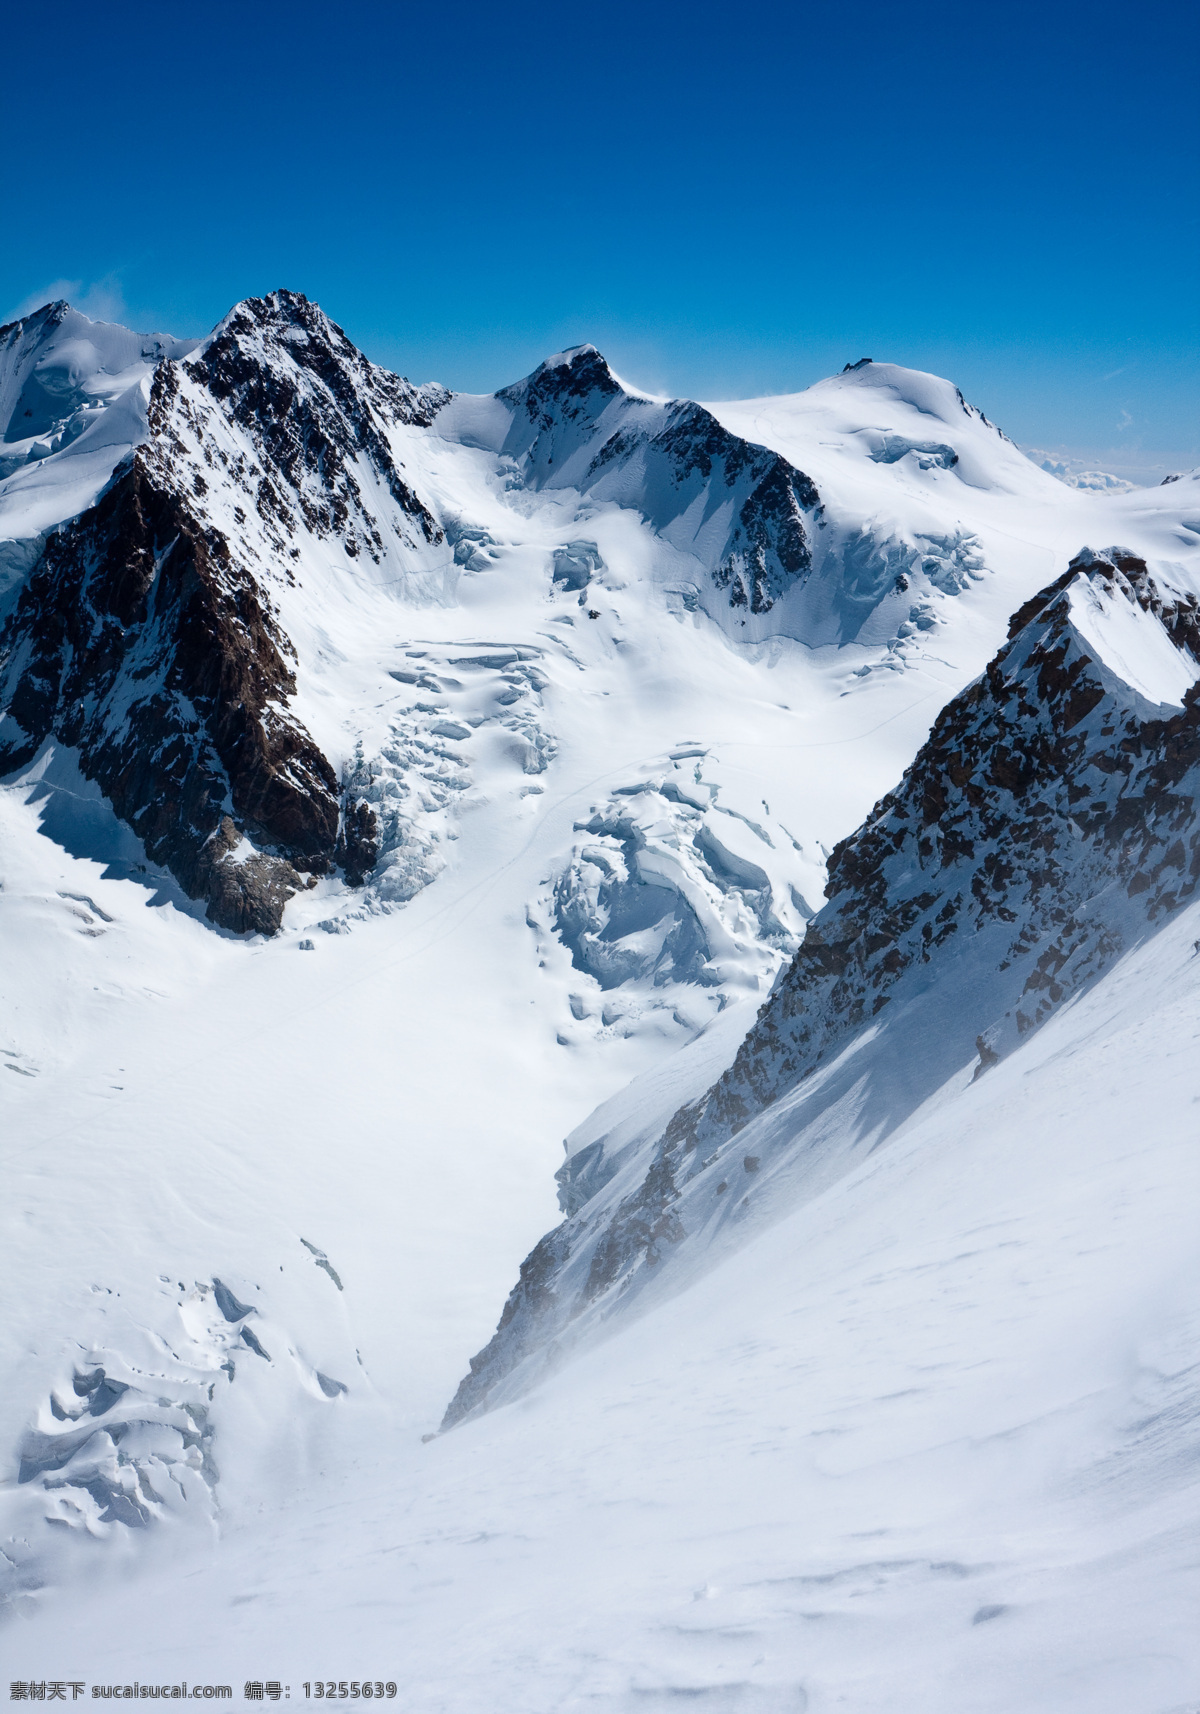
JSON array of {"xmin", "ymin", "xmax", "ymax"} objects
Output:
[
  {"xmin": 0, "ymin": 292, "xmax": 449, "ymax": 933},
  {"xmin": 669, "ymin": 547, "xmax": 1200, "ymax": 1138},
  {"xmin": 493, "ymin": 345, "xmax": 820, "ymax": 614},
  {"xmin": 443, "ymin": 546, "xmax": 1200, "ymax": 1425}
]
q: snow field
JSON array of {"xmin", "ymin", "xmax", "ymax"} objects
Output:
[
  {"xmin": 2, "ymin": 304, "xmax": 1199, "ymax": 1703},
  {"xmin": 19, "ymin": 881, "xmax": 1200, "ymax": 1714}
]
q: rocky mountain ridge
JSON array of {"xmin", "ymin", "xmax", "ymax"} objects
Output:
[
  {"xmin": 490, "ymin": 343, "xmax": 821, "ymax": 615},
  {"xmin": 443, "ymin": 544, "xmax": 1200, "ymax": 1426},
  {"xmin": 1, "ymin": 289, "xmax": 1191, "ymax": 955},
  {"xmin": 0, "ymin": 297, "xmax": 840, "ymax": 932},
  {"xmin": 0, "ymin": 293, "xmax": 457, "ymax": 931}
]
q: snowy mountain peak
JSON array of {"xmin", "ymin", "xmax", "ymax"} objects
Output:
[
  {"xmin": 200, "ymin": 288, "xmax": 362, "ymax": 377},
  {"xmin": 196, "ymin": 289, "xmax": 450, "ymax": 433},
  {"xmin": 0, "ymin": 291, "xmax": 461, "ymax": 934},
  {"xmin": 497, "ymin": 340, "xmax": 625, "ymax": 433},
  {"xmin": 3, "ymin": 282, "xmax": 1200, "ymax": 1689},
  {"xmin": 484, "ymin": 345, "xmax": 823, "ymax": 619},
  {"xmin": 202, "ymin": 285, "xmax": 325, "ymax": 341},
  {"xmin": 814, "ymin": 356, "xmax": 1006, "ymax": 439},
  {"xmin": 0, "ymin": 299, "xmax": 196, "ymax": 470},
  {"xmin": 535, "ymin": 340, "xmax": 607, "ymax": 370}
]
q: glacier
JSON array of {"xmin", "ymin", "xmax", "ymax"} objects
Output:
[{"xmin": 0, "ymin": 292, "xmax": 1197, "ymax": 1711}]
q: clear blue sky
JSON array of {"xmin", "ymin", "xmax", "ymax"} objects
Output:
[{"xmin": 4, "ymin": 0, "xmax": 1196, "ymax": 475}]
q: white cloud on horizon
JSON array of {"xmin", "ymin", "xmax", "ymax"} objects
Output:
[{"xmin": 1024, "ymin": 442, "xmax": 1198, "ymax": 488}]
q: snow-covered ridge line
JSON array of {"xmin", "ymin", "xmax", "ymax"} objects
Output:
[
  {"xmin": 444, "ymin": 341, "xmax": 823, "ymax": 618},
  {"xmin": 0, "ymin": 299, "xmax": 197, "ymax": 467},
  {"xmin": 442, "ymin": 545, "xmax": 1200, "ymax": 1426},
  {"xmin": 1, "ymin": 286, "xmax": 1193, "ymax": 946},
  {"xmin": 1, "ymin": 291, "xmax": 1033, "ymax": 937}
]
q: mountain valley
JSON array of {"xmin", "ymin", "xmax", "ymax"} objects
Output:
[{"xmin": 1, "ymin": 292, "xmax": 1197, "ymax": 1712}]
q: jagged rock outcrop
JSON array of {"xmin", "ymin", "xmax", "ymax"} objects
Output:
[
  {"xmin": 443, "ymin": 546, "xmax": 1200, "ymax": 1426},
  {"xmin": 674, "ymin": 548, "xmax": 1200, "ymax": 1137},
  {"xmin": 0, "ymin": 456, "xmax": 337, "ymax": 933},
  {"xmin": 495, "ymin": 345, "xmax": 820, "ymax": 613},
  {"xmin": 0, "ymin": 290, "xmax": 449, "ymax": 933},
  {"xmin": 186, "ymin": 290, "xmax": 448, "ymax": 556}
]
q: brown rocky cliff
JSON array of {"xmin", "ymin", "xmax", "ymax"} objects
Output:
[{"xmin": 0, "ymin": 290, "xmax": 465, "ymax": 933}]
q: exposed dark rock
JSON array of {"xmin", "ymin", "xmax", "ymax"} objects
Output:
[
  {"xmin": 337, "ymin": 797, "xmax": 380, "ymax": 888},
  {"xmin": 657, "ymin": 549, "xmax": 1200, "ymax": 1158},
  {"xmin": 444, "ymin": 545, "xmax": 1200, "ymax": 1424},
  {"xmin": 497, "ymin": 343, "xmax": 622, "ymax": 433},
  {"xmin": 972, "ymin": 1034, "xmax": 1000, "ymax": 1079},
  {"xmin": 186, "ymin": 290, "xmax": 447, "ymax": 555},
  {"xmin": 0, "ymin": 457, "xmax": 335, "ymax": 933},
  {"xmin": 497, "ymin": 345, "xmax": 820, "ymax": 614},
  {"xmin": 0, "ymin": 290, "xmax": 448, "ymax": 933}
]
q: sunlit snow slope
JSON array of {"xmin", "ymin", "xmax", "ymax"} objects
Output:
[
  {"xmin": 1, "ymin": 295, "xmax": 1197, "ymax": 1710},
  {"xmin": 34, "ymin": 891, "xmax": 1200, "ymax": 1713}
]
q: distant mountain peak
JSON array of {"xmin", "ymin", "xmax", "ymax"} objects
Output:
[
  {"xmin": 0, "ymin": 289, "xmax": 453, "ymax": 933},
  {"xmin": 818, "ymin": 357, "xmax": 1011, "ymax": 442},
  {"xmin": 498, "ymin": 342, "xmax": 624, "ymax": 417},
  {"xmin": 539, "ymin": 341, "xmax": 605, "ymax": 367},
  {"xmin": 201, "ymin": 288, "xmax": 351, "ymax": 361},
  {"xmin": 0, "ymin": 299, "xmax": 71, "ymax": 342},
  {"xmin": 0, "ymin": 300, "xmax": 197, "ymax": 458},
  {"xmin": 490, "ymin": 344, "xmax": 820, "ymax": 617}
]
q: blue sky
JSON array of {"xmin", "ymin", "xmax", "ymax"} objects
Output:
[{"xmin": 4, "ymin": 0, "xmax": 1196, "ymax": 476}]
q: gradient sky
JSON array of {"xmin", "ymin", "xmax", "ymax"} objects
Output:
[{"xmin": 4, "ymin": 0, "xmax": 1196, "ymax": 477}]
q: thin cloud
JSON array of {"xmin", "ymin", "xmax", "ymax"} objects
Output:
[
  {"xmin": 75, "ymin": 275, "xmax": 128, "ymax": 323},
  {"xmin": 4, "ymin": 278, "xmax": 83, "ymax": 322},
  {"xmin": 3, "ymin": 273, "xmax": 127, "ymax": 326}
]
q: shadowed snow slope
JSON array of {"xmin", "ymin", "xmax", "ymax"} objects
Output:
[
  {"xmin": 447, "ymin": 545, "xmax": 1200, "ymax": 1424},
  {"xmin": 2, "ymin": 296, "xmax": 1199, "ymax": 1709}
]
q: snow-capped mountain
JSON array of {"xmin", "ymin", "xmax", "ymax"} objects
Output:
[
  {"xmin": 457, "ymin": 340, "xmax": 821, "ymax": 615},
  {"xmin": 0, "ymin": 300, "xmax": 196, "ymax": 473},
  {"xmin": 0, "ymin": 303, "xmax": 197, "ymax": 608},
  {"xmin": 0, "ymin": 293, "xmax": 455, "ymax": 932},
  {"xmin": 2, "ymin": 290, "xmax": 1198, "ymax": 1710}
]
